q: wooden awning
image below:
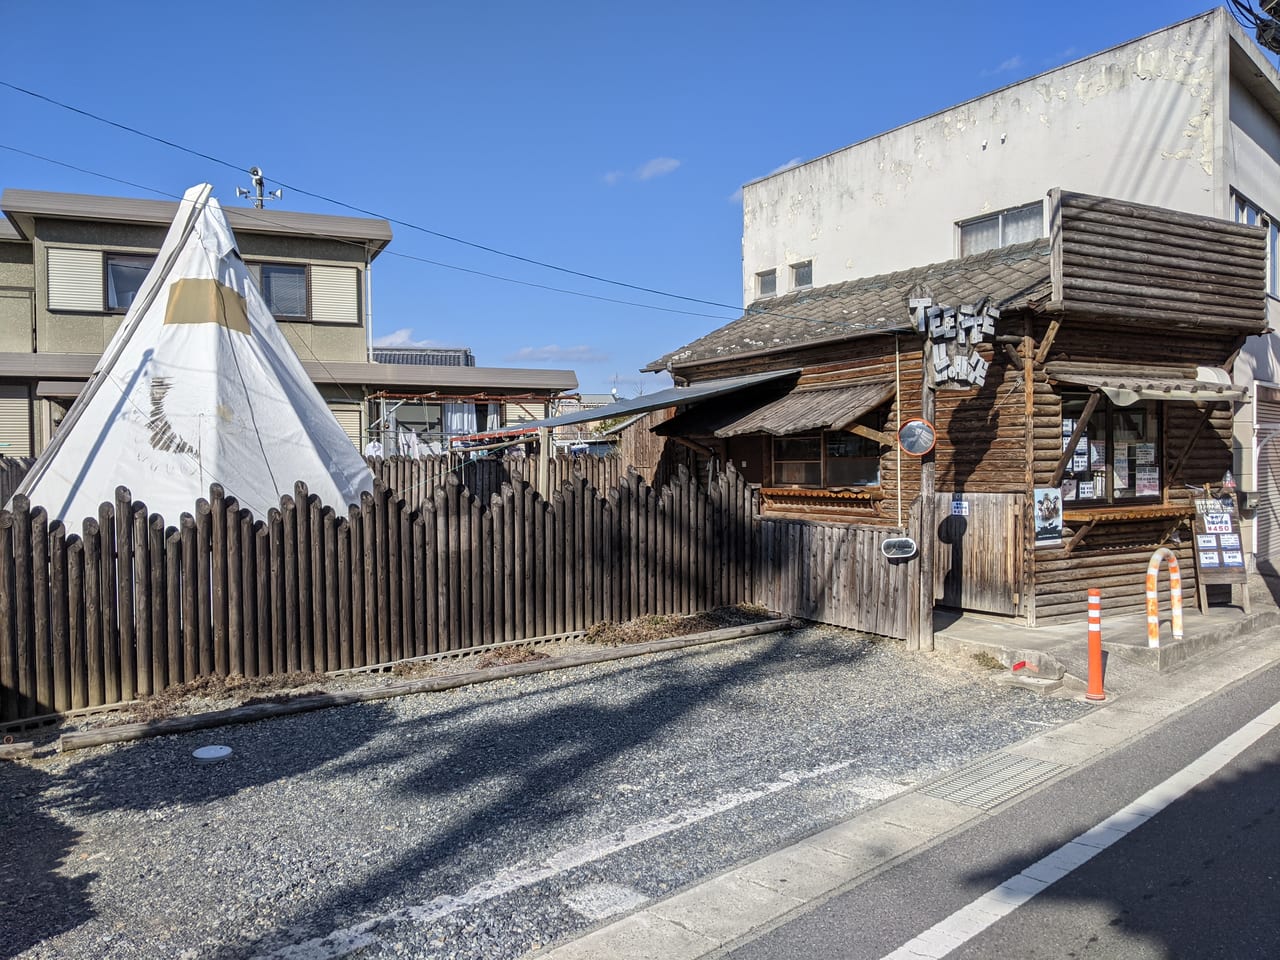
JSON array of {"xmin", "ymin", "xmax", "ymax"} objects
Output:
[
  {"xmin": 712, "ymin": 380, "xmax": 896, "ymax": 438},
  {"xmin": 1046, "ymin": 366, "xmax": 1245, "ymax": 406}
]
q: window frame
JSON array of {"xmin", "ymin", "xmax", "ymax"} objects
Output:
[
  {"xmin": 770, "ymin": 426, "xmax": 884, "ymax": 490},
  {"xmin": 102, "ymin": 251, "xmax": 157, "ymax": 314},
  {"xmin": 1059, "ymin": 392, "xmax": 1163, "ymax": 507},
  {"xmin": 790, "ymin": 259, "xmax": 813, "ymax": 290},
  {"xmin": 1232, "ymin": 191, "xmax": 1279, "ymax": 300},
  {"xmin": 248, "ymin": 261, "xmax": 311, "ymax": 321},
  {"xmin": 756, "ymin": 268, "xmax": 777, "ymax": 299},
  {"xmin": 957, "ymin": 200, "xmax": 1045, "ymax": 257}
]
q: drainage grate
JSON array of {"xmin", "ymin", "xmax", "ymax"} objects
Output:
[{"xmin": 921, "ymin": 752, "xmax": 1067, "ymax": 810}]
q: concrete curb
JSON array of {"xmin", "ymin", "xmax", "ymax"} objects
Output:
[
  {"xmin": 54, "ymin": 618, "xmax": 797, "ymax": 754},
  {"xmin": 1104, "ymin": 609, "xmax": 1280, "ymax": 671}
]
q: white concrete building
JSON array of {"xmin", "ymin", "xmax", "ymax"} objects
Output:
[{"xmin": 739, "ymin": 7, "xmax": 1280, "ymax": 569}]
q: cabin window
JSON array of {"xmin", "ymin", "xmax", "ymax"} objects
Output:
[
  {"xmin": 958, "ymin": 201, "xmax": 1044, "ymax": 257},
  {"xmin": 772, "ymin": 429, "xmax": 881, "ymax": 489},
  {"xmin": 1233, "ymin": 192, "xmax": 1279, "ymax": 298},
  {"xmin": 105, "ymin": 253, "xmax": 155, "ymax": 312},
  {"xmin": 756, "ymin": 269, "xmax": 777, "ymax": 298},
  {"xmin": 1060, "ymin": 394, "xmax": 1161, "ymax": 506},
  {"xmin": 791, "ymin": 260, "xmax": 813, "ymax": 289}
]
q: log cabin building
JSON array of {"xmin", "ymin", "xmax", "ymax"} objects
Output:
[{"xmin": 644, "ymin": 190, "xmax": 1267, "ymax": 626}]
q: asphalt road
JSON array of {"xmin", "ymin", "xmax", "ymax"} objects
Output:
[
  {"xmin": 0, "ymin": 625, "xmax": 1087, "ymax": 960},
  {"xmin": 725, "ymin": 657, "xmax": 1280, "ymax": 960}
]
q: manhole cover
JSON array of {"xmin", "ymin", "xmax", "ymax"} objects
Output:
[{"xmin": 921, "ymin": 752, "xmax": 1065, "ymax": 809}]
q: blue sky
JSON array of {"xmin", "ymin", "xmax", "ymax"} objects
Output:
[{"xmin": 0, "ymin": 1, "xmax": 1247, "ymax": 396}]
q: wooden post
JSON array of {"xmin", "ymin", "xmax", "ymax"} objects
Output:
[
  {"xmin": 84, "ymin": 516, "xmax": 104, "ymax": 708},
  {"xmin": 132, "ymin": 504, "xmax": 151, "ymax": 697},
  {"xmin": 149, "ymin": 516, "xmax": 166, "ymax": 692},
  {"xmin": 32, "ymin": 509, "xmax": 52, "ymax": 715},
  {"xmin": 49, "ymin": 520, "xmax": 69, "ymax": 713},
  {"xmin": 915, "ymin": 340, "xmax": 937, "ymax": 652},
  {"xmin": 165, "ymin": 527, "xmax": 182, "ymax": 686},
  {"xmin": 210, "ymin": 485, "xmax": 227, "ymax": 677},
  {"xmin": 113, "ymin": 488, "xmax": 135, "ymax": 699},
  {"xmin": 68, "ymin": 537, "xmax": 87, "ymax": 710}
]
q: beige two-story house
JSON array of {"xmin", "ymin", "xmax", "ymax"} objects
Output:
[{"xmin": 0, "ymin": 189, "xmax": 576, "ymax": 456}]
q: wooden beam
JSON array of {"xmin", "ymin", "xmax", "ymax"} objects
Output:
[
  {"xmin": 1003, "ymin": 343, "xmax": 1023, "ymax": 368},
  {"xmin": 847, "ymin": 423, "xmax": 897, "ymax": 447},
  {"xmin": 1033, "ymin": 317, "xmax": 1061, "ymax": 365},
  {"xmin": 671, "ymin": 436, "xmax": 716, "ymax": 458},
  {"xmin": 1063, "ymin": 520, "xmax": 1096, "ymax": 558},
  {"xmin": 1050, "ymin": 391, "xmax": 1102, "ymax": 488},
  {"xmin": 1166, "ymin": 402, "xmax": 1221, "ymax": 487}
]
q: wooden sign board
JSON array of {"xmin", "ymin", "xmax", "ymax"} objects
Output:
[{"xmin": 1191, "ymin": 495, "xmax": 1248, "ymax": 610}]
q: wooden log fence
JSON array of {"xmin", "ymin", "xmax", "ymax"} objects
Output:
[{"xmin": 0, "ymin": 465, "xmax": 771, "ymax": 723}]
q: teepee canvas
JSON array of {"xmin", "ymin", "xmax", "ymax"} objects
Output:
[{"xmin": 15, "ymin": 183, "xmax": 374, "ymax": 525}]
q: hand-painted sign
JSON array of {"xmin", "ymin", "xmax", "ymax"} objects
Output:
[{"xmin": 911, "ymin": 295, "xmax": 998, "ymax": 388}]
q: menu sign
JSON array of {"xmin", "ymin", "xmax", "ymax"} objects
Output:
[{"xmin": 1191, "ymin": 496, "xmax": 1247, "ymax": 589}]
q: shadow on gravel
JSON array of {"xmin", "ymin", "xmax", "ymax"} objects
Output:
[
  {"xmin": 0, "ymin": 763, "xmax": 94, "ymax": 959},
  {"xmin": 44, "ymin": 702, "xmax": 397, "ymax": 815},
  {"xmin": 952, "ymin": 751, "xmax": 1280, "ymax": 958},
  {"xmin": 220, "ymin": 629, "xmax": 870, "ymax": 957}
]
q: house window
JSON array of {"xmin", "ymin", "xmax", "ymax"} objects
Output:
[
  {"xmin": 246, "ymin": 262, "xmax": 361, "ymax": 323},
  {"xmin": 958, "ymin": 201, "xmax": 1044, "ymax": 257},
  {"xmin": 252, "ymin": 263, "xmax": 308, "ymax": 318},
  {"xmin": 1061, "ymin": 394, "xmax": 1160, "ymax": 505},
  {"xmin": 105, "ymin": 254, "xmax": 155, "ymax": 312},
  {"xmin": 791, "ymin": 260, "xmax": 813, "ymax": 289},
  {"xmin": 1233, "ymin": 192, "xmax": 1279, "ymax": 298},
  {"xmin": 772, "ymin": 429, "xmax": 881, "ymax": 488},
  {"xmin": 756, "ymin": 269, "xmax": 777, "ymax": 298}
]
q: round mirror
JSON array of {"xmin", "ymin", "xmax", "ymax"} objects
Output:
[{"xmin": 898, "ymin": 418, "xmax": 937, "ymax": 457}]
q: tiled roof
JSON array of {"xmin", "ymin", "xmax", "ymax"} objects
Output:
[{"xmin": 646, "ymin": 239, "xmax": 1052, "ymax": 372}]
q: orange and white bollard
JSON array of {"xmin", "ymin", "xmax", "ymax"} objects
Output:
[
  {"xmin": 1087, "ymin": 588, "xmax": 1105, "ymax": 701},
  {"xmin": 1145, "ymin": 547, "xmax": 1184, "ymax": 648}
]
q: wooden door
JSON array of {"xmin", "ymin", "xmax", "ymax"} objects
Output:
[{"xmin": 934, "ymin": 492, "xmax": 1025, "ymax": 615}]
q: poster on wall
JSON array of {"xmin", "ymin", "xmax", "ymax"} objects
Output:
[
  {"xmin": 1090, "ymin": 441, "xmax": 1107, "ymax": 471},
  {"xmin": 1136, "ymin": 467, "xmax": 1160, "ymax": 496},
  {"xmin": 1034, "ymin": 488, "xmax": 1063, "ymax": 547},
  {"xmin": 1136, "ymin": 443, "xmax": 1156, "ymax": 465}
]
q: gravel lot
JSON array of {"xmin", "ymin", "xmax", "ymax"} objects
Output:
[{"xmin": 2, "ymin": 624, "xmax": 1089, "ymax": 960}]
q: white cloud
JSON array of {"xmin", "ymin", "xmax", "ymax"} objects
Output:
[
  {"xmin": 508, "ymin": 344, "xmax": 610, "ymax": 364},
  {"xmin": 372, "ymin": 328, "xmax": 453, "ymax": 348},
  {"xmin": 636, "ymin": 157, "xmax": 681, "ymax": 180},
  {"xmin": 981, "ymin": 55, "xmax": 1024, "ymax": 77},
  {"xmin": 603, "ymin": 156, "xmax": 681, "ymax": 185},
  {"xmin": 729, "ymin": 157, "xmax": 804, "ymax": 204}
]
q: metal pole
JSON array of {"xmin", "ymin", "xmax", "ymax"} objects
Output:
[{"xmin": 916, "ymin": 338, "xmax": 936, "ymax": 652}]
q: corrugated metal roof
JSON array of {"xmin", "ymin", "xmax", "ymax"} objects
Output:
[
  {"xmin": 1045, "ymin": 364, "xmax": 1244, "ymax": 405},
  {"xmin": 646, "ymin": 239, "xmax": 1052, "ymax": 372},
  {"xmin": 491, "ymin": 369, "xmax": 801, "ymax": 432},
  {"xmin": 0, "ymin": 352, "xmax": 576, "ymax": 394},
  {"xmin": 302, "ymin": 361, "xmax": 577, "ymax": 391},
  {"xmin": 0, "ymin": 188, "xmax": 393, "ymax": 252},
  {"xmin": 715, "ymin": 381, "xmax": 895, "ymax": 437}
]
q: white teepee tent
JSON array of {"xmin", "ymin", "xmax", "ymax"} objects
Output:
[{"xmin": 15, "ymin": 184, "xmax": 374, "ymax": 525}]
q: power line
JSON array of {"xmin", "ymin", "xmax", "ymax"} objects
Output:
[
  {"xmin": 0, "ymin": 79, "xmax": 764, "ymax": 315},
  {"xmin": 0, "ymin": 140, "xmax": 842, "ymax": 328}
]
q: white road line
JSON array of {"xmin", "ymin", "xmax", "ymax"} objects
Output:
[
  {"xmin": 257, "ymin": 760, "xmax": 896, "ymax": 959},
  {"xmin": 881, "ymin": 699, "xmax": 1280, "ymax": 960}
]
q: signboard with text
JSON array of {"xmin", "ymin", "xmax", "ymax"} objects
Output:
[{"xmin": 1191, "ymin": 496, "xmax": 1247, "ymax": 589}]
